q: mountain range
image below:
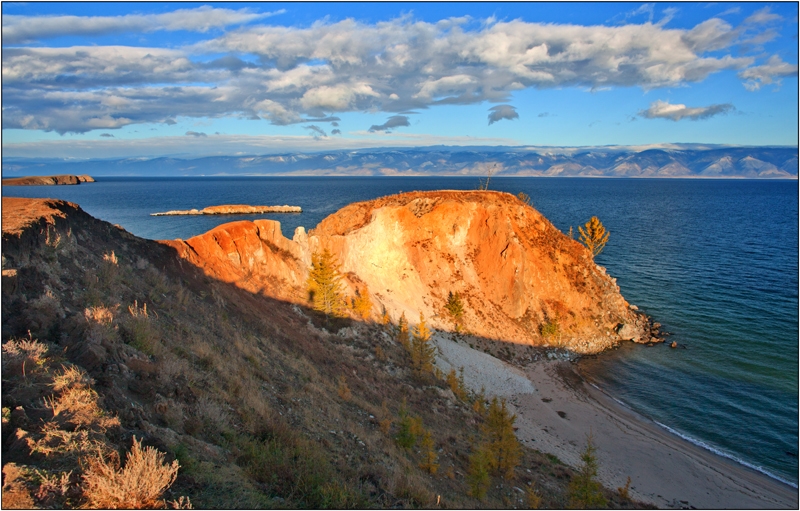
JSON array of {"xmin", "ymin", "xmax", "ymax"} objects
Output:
[{"xmin": 3, "ymin": 145, "xmax": 797, "ymax": 179}]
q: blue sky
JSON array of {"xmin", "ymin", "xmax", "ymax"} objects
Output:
[{"xmin": 2, "ymin": 2, "xmax": 797, "ymax": 159}]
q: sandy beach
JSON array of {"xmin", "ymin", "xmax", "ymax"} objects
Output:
[{"xmin": 433, "ymin": 334, "xmax": 798, "ymax": 509}]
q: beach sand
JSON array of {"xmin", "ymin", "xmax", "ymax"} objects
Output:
[{"xmin": 433, "ymin": 334, "xmax": 798, "ymax": 509}]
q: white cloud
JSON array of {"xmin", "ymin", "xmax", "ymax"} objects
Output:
[
  {"xmin": 739, "ymin": 55, "xmax": 798, "ymax": 91},
  {"xmin": 744, "ymin": 7, "xmax": 782, "ymax": 25},
  {"xmin": 1, "ymin": 10, "xmax": 791, "ymax": 134},
  {"xmin": 2, "ymin": 7, "xmax": 282, "ymax": 44},
  {"xmin": 639, "ymin": 100, "xmax": 734, "ymax": 121},
  {"xmin": 488, "ymin": 105, "xmax": 519, "ymax": 125}
]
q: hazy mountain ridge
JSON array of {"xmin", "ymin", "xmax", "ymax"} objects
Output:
[{"xmin": 3, "ymin": 146, "xmax": 797, "ymax": 178}]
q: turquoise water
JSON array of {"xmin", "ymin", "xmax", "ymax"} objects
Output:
[{"xmin": 4, "ymin": 176, "xmax": 797, "ymax": 485}]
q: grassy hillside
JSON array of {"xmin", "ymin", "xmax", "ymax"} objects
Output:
[{"xmin": 1, "ymin": 198, "xmax": 646, "ymax": 509}]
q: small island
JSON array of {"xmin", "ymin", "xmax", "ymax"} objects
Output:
[
  {"xmin": 151, "ymin": 204, "xmax": 302, "ymax": 216},
  {"xmin": 2, "ymin": 174, "xmax": 95, "ymax": 186}
]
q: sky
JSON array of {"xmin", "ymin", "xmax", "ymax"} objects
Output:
[{"xmin": 2, "ymin": 2, "xmax": 798, "ymax": 159}]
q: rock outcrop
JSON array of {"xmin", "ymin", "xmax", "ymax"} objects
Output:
[
  {"xmin": 163, "ymin": 190, "xmax": 655, "ymax": 353},
  {"xmin": 151, "ymin": 204, "xmax": 301, "ymax": 216},
  {"xmin": 2, "ymin": 175, "xmax": 94, "ymax": 186}
]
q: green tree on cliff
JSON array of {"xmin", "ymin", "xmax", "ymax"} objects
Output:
[
  {"xmin": 445, "ymin": 291, "xmax": 465, "ymax": 331},
  {"xmin": 578, "ymin": 216, "xmax": 610, "ymax": 258},
  {"xmin": 306, "ymin": 248, "xmax": 345, "ymax": 316}
]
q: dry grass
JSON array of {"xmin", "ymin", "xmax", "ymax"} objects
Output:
[{"xmin": 81, "ymin": 437, "xmax": 179, "ymax": 509}]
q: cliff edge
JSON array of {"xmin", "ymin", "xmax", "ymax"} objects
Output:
[{"xmin": 164, "ymin": 190, "xmax": 655, "ymax": 353}]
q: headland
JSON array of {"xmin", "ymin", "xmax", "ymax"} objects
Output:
[{"xmin": 2, "ymin": 174, "xmax": 95, "ymax": 186}]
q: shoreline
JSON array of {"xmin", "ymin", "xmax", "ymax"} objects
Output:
[{"xmin": 433, "ymin": 334, "xmax": 798, "ymax": 509}]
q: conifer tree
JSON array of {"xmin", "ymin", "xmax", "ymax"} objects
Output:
[
  {"xmin": 418, "ymin": 430, "xmax": 439, "ymax": 475},
  {"xmin": 410, "ymin": 313, "xmax": 436, "ymax": 376},
  {"xmin": 578, "ymin": 216, "xmax": 610, "ymax": 258},
  {"xmin": 351, "ymin": 285, "xmax": 373, "ymax": 320},
  {"xmin": 396, "ymin": 312, "xmax": 410, "ymax": 350},
  {"xmin": 482, "ymin": 397, "xmax": 522, "ymax": 479},
  {"xmin": 445, "ymin": 291, "xmax": 465, "ymax": 330},
  {"xmin": 467, "ymin": 446, "xmax": 491, "ymax": 501},
  {"xmin": 306, "ymin": 248, "xmax": 345, "ymax": 316},
  {"xmin": 568, "ymin": 433, "xmax": 607, "ymax": 509}
]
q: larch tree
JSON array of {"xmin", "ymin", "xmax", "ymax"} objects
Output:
[
  {"xmin": 410, "ymin": 313, "xmax": 436, "ymax": 376},
  {"xmin": 578, "ymin": 216, "xmax": 610, "ymax": 258},
  {"xmin": 396, "ymin": 312, "xmax": 410, "ymax": 350},
  {"xmin": 568, "ymin": 433, "xmax": 607, "ymax": 509},
  {"xmin": 445, "ymin": 291, "xmax": 465, "ymax": 330},
  {"xmin": 351, "ymin": 285, "xmax": 373, "ymax": 320},
  {"xmin": 482, "ymin": 397, "xmax": 522, "ymax": 479},
  {"xmin": 306, "ymin": 248, "xmax": 345, "ymax": 316}
]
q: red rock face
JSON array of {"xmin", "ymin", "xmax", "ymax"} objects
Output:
[{"xmin": 164, "ymin": 191, "xmax": 649, "ymax": 353}]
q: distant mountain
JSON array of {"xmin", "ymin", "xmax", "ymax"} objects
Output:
[{"xmin": 3, "ymin": 145, "xmax": 797, "ymax": 179}]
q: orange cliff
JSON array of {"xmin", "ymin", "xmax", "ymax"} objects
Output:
[{"xmin": 162, "ymin": 190, "xmax": 656, "ymax": 353}]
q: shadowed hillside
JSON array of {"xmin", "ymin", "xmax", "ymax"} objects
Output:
[{"xmin": 1, "ymin": 197, "xmax": 652, "ymax": 509}]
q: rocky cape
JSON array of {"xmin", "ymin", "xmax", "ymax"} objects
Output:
[
  {"xmin": 151, "ymin": 204, "xmax": 301, "ymax": 216},
  {"xmin": 162, "ymin": 190, "xmax": 659, "ymax": 353},
  {"xmin": 2, "ymin": 174, "xmax": 94, "ymax": 186}
]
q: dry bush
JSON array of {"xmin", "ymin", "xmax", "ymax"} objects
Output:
[
  {"xmin": 82, "ymin": 437, "xmax": 179, "ymax": 509},
  {"xmin": 2, "ymin": 338, "xmax": 49, "ymax": 376},
  {"xmin": 122, "ymin": 301, "xmax": 159, "ymax": 356},
  {"xmin": 193, "ymin": 396, "xmax": 232, "ymax": 434},
  {"xmin": 337, "ymin": 376, "xmax": 352, "ymax": 401},
  {"xmin": 99, "ymin": 251, "xmax": 120, "ymax": 287},
  {"xmin": 84, "ymin": 306, "xmax": 115, "ymax": 325},
  {"xmin": 31, "ymin": 422, "xmax": 100, "ymax": 463}
]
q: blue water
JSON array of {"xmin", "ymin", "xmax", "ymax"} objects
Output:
[{"xmin": 4, "ymin": 176, "xmax": 798, "ymax": 485}]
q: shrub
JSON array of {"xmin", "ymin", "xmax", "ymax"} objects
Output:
[
  {"xmin": 396, "ymin": 312, "xmax": 410, "ymax": 350},
  {"xmin": 82, "ymin": 437, "xmax": 180, "ymax": 509}
]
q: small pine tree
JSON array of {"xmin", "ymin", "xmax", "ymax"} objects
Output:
[
  {"xmin": 380, "ymin": 307, "xmax": 390, "ymax": 326},
  {"xmin": 379, "ymin": 400, "xmax": 393, "ymax": 435},
  {"xmin": 410, "ymin": 313, "xmax": 436, "ymax": 376},
  {"xmin": 395, "ymin": 399, "xmax": 417, "ymax": 449},
  {"xmin": 307, "ymin": 248, "xmax": 346, "ymax": 316},
  {"xmin": 419, "ymin": 430, "xmax": 439, "ymax": 475},
  {"xmin": 467, "ymin": 446, "xmax": 491, "ymax": 501},
  {"xmin": 472, "ymin": 386, "xmax": 487, "ymax": 416},
  {"xmin": 351, "ymin": 286, "xmax": 373, "ymax": 320},
  {"xmin": 568, "ymin": 433, "xmax": 607, "ymax": 509},
  {"xmin": 482, "ymin": 397, "xmax": 522, "ymax": 479},
  {"xmin": 578, "ymin": 216, "xmax": 610, "ymax": 258},
  {"xmin": 396, "ymin": 312, "xmax": 410, "ymax": 350},
  {"xmin": 445, "ymin": 291, "xmax": 465, "ymax": 330}
]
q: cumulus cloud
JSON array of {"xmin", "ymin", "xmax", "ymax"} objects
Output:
[
  {"xmin": 739, "ymin": 55, "xmax": 798, "ymax": 91},
  {"xmin": 488, "ymin": 105, "xmax": 519, "ymax": 125},
  {"xmin": 2, "ymin": 7, "xmax": 283, "ymax": 44},
  {"xmin": 639, "ymin": 100, "xmax": 734, "ymax": 121},
  {"xmin": 185, "ymin": 131, "xmax": 207, "ymax": 137},
  {"xmin": 1, "ymin": 9, "xmax": 790, "ymax": 134},
  {"xmin": 369, "ymin": 115, "xmax": 410, "ymax": 132}
]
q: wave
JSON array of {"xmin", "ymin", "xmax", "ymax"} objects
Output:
[{"xmin": 653, "ymin": 420, "xmax": 798, "ymax": 489}]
